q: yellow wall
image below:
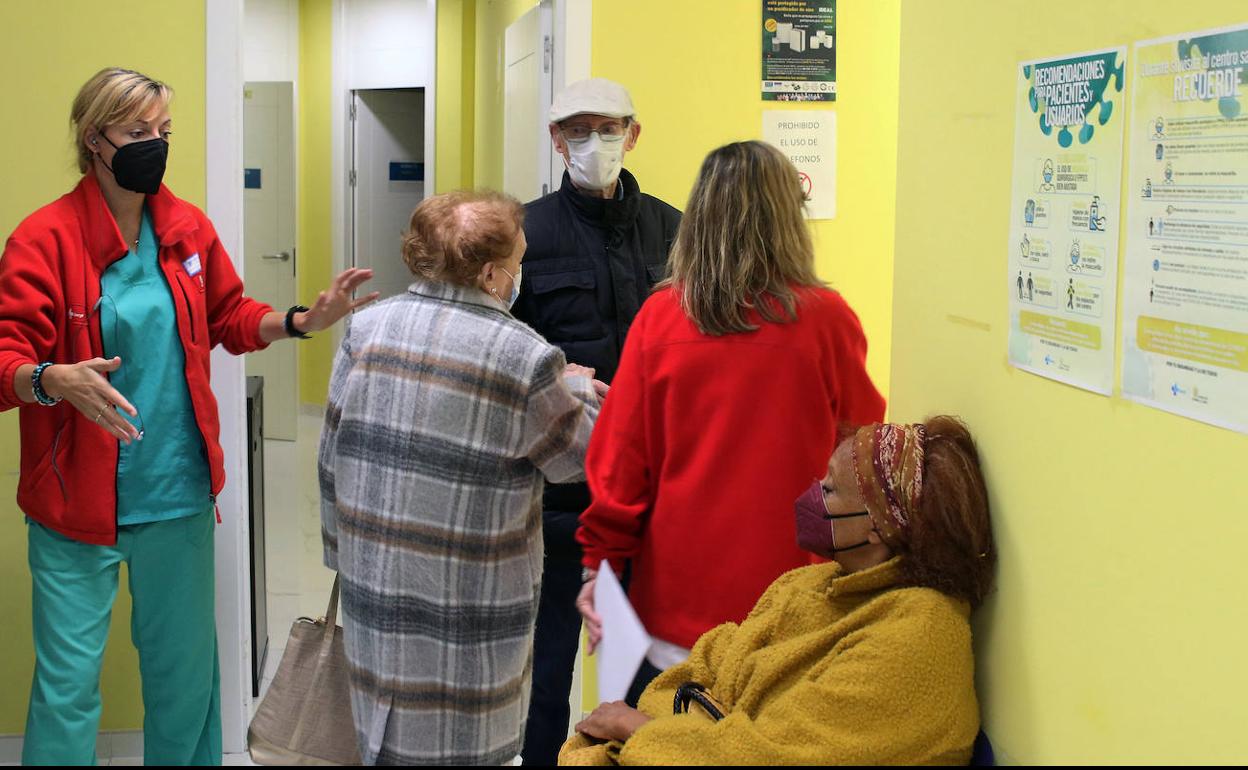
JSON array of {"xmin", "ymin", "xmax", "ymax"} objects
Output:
[
  {"xmin": 464, "ymin": 1, "xmax": 898, "ymax": 392},
  {"xmin": 436, "ymin": 0, "xmax": 478, "ymax": 193},
  {"xmin": 0, "ymin": 2, "xmax": 207, "ymax": 733},
  {"xmin": 298, "ymin": 0, "xmax": 335, "ymax": 405},
  {"xmin": 591, "ymin": 0, "xmax": 899, "ymax": 395},
  {"xmin": 892, "ymin": 0, "xmax": 1248, "ymax": 762}
]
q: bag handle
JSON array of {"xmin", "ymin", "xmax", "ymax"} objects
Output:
[
  {"xmin": 289, "ymin": 573, "xmax": 343, "ymax": 751},
  {"xmin": 673, "ymin": 682, "xmax": 725, "ymax": 721},
  {"xmin": 320, "ymin": 574, "xmax": 341, "ymax": 656}
]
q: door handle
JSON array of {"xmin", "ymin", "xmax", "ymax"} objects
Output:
[{"xmin": 261, "ymin": 251, "xmax": 291, "ymax": 262}]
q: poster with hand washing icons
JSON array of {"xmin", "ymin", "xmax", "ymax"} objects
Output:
[
  {"xmin": 1121, "ymin": 24, "xmax": 1248, "ymax": 434},
  {"xmin": 1007, "ymin": 47, "xmax": 1126, "ymax": 395}
]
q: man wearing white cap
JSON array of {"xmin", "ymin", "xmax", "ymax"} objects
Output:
[{"xmin": 511, "ymin": 78, "xmax": 680, "ymax": 766}]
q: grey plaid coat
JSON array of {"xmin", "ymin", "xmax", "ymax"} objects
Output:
[{"xmin": 319, "ymin": 279, "xmax": 599, "ymax": 765}]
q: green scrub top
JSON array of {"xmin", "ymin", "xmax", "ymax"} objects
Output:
[{"xmin": 99, "ymin": 208, "xmax": 212, "ymax": 525}]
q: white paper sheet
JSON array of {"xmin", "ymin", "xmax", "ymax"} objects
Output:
[{"xmin": 593, "ymin": 559, "xmax": 652, "ymax": 703}]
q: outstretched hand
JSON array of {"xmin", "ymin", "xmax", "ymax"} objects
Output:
[
  {"xmin": 298, "ymin": 268, "xmax": 380, "ymax": 332},
  {"xmin": 42, "ymin": 358, "xmax": 141, "ymax": 444}
]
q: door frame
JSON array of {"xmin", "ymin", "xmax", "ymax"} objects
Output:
[
  {"xmin": 503, "ymin": 2, "xmax": 555, "ymax": 201},
  {"xmin": 349, "ymin": 87, "xmax": 430, "ymax": 297},
  {"xmin": 551, "ymin": 0, "xmax": 593, "ymax": 184},
  {"xmin": 333, "ymin": 0, "xmax": 438, "ymax": 283},
  {"xmin": 243, "ymin": 79, "xmax": 300, "ymax": 441},
  {"xmin": 205, "ymin": 0, "xmax": 252, "ymax": 754}
]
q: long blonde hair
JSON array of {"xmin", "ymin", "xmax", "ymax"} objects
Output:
[{"xmin": 665, "ymin": 141, "xmax": 822, "ymax": 336}]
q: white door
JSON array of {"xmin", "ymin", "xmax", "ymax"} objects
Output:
[
  {"xmin": 504, "ymin": 2, "xmax": 555, "ymax": 202},
  {"xmin": 352, "ymin": 88, "xmax": 426, "ymax": 300},
  {"xmin": 243, "ymin": 81, "xmax": 297, "ymax": 441}
]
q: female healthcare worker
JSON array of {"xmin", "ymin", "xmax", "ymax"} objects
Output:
[{"xmin": 0, "ymin": 68, "xmax": 377, "ymax": 765}]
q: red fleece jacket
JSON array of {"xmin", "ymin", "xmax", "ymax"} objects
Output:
[
  {"xmin": 0, "ymin": 174, "xmax": 272, "ymax": 544},
  {"xmin": 577, "ymin": 286, "xmax": 885, "ymax": 648}
]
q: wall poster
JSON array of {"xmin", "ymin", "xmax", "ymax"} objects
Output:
[
  {"xmin": 1121, "ymin": 24, "xmax": 1248, "ymax": 433},
  {"xmin": 1006, "ymin": 47, "xmax": 1127, "ymax": 394},
  {"xmin": 762, "ymin": 1, "xmax": 836, "ymax": 101},
  {"xmin": 763, "ymin": 110, "xmax": 836, "ymax": 219}
]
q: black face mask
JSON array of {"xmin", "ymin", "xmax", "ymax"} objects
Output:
[{"xmin": 99, "ymin": 133, "xmax": 168, "ymax": 195}]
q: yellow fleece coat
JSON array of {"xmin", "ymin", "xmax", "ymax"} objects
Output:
[{"xmin": 559, "ymin": 558, "xmax": 979, "ymax": 765}]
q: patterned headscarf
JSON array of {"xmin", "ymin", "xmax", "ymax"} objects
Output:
[{"xmin": 851, "ymin": 423, "xmax": 927, "ymax": 549}]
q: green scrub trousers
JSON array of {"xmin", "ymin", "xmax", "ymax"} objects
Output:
[{"xmin": 22, "ymin": 511, "xmax": 221, "ymax": 766}]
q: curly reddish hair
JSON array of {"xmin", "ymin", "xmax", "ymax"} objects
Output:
[
  {"xmin": 401, "ymin": 190, "xmax": 524, "ymax": 286},
  {"xmin": 896, "ymin": 416, "xmax": 996, "ymax": 608}
]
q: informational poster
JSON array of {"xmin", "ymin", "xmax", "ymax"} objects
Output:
[
  {"xmin": 762, "ymin": 1, "xmax": 836, "ymax": 102},
  {"xmin": 1006, "ymin": 48, "xmax": 1127, "ymax": 394},
  {"xmin": 1121, "ymin": 25, "xmax": 1248, "ymax": 433},
  {"xmin": 763, "ymin": 110, "xmax": 836, "ymax": 219}
]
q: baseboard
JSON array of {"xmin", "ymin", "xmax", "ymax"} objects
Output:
[{"xmin": 0, "ymin": 729, "xmax": 142, "ymax": 764}]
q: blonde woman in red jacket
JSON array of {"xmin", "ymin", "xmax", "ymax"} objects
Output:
[
  {"xmin": 0, "ymin": 68, "xmax": 376, "ymax": 765},
  {"xmin": 575, "ymin": 140, "xmax": 886, "ymax": 701}
]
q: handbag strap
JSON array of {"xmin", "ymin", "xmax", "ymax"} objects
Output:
[
  {"xmin": 289, "ymin": 573, "xmax": 344, "ymax": 751},
  {"xmin": 320, "ymin": 574, "xmax": 341, "ymax": 656},
  {"xmin": 672, "ymin": 682, "xmax": 725, "ymax": 722}
]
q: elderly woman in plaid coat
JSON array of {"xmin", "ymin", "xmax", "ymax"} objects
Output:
[{"xmin": 319, "ymin": 190, "xmax": 603, "ymax": 765}]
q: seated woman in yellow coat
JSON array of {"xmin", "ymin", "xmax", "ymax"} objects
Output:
[{"xmin": 559, "ymin": 415, "xmax": 995, "ymax": 766}]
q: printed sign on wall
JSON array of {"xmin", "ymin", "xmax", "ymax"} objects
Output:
[
  {"xmin": 1006, "ymin": 47, "xmax": 1127, "ymax": 395},
  {"xmin": 1121, "ymin": 24, "xmax": 1248, "ymax": 433},
  {"xmin": 762, "ymin": 0, "xmax": 836, "ymax": 101},
  {"xmin": 763, "ymin": 110, "xmax": 836, "ymax": 220}
]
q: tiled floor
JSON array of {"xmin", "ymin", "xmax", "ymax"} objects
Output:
[{"xmin": 254, "ymin": 410, "xmax": 338, "ymax": 699}]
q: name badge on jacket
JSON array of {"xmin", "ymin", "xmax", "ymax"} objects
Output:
[{"xmin": 183, "ymin": 253, "xmax": 206, "ymax": 290}]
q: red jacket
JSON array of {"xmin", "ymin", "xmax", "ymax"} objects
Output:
[
  {"xmin": 0, "ymin": 174, "xmax": 272, "ymax": 545},
  {"xmin": 577, "ymin": 286, "xmax": 885, "ymax": 649}
]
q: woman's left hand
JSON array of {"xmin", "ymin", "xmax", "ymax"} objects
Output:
[
  {"xmin": 575, "ymin": 701, "xmax": 652, "ymax": 742},
  {"xmin": 576, "ymin": 576, "xmax": 604, "ymax": 653},
  {"xmin": 298, "ymin": 268, "xmax": 380, "ymax": 332}
]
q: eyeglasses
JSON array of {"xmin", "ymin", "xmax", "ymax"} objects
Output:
[
  {"xmin": 91, "ymin": 294, "xmax": 147, "ymax": 440},
  {"xmin": 559, "ymin": 120, "xmax": 630, "ymax": 144}
]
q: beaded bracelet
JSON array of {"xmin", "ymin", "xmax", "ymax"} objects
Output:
[{"xmin": 31, "ymin": 362, "xmax": 61, "ymax": 406}]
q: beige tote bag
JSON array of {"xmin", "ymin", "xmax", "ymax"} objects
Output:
[{"xmin": 248, "ymin": 575, "xmax": 362, "ymax": 765}]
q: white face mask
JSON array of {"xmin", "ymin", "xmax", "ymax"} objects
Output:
[
  {"xmin": 565, "ymin": 133, "xmax": 625, "ymax": 191},
  {"xmin": 491, "ymin": 266, "xmax": 522, "ymax": 309}
]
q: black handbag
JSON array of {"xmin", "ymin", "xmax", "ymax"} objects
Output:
[{"xmin": 672, "ymin": 682, "xmax": 725, "ymax": 721}]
